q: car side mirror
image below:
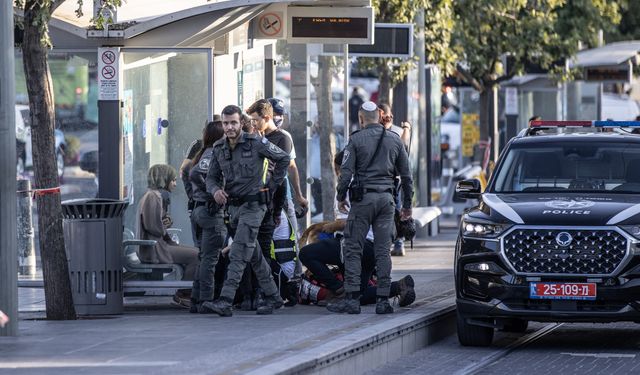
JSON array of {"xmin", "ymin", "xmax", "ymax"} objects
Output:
[{"xmin": 455, "ymin": 179, "xmax": 482, "ymax": 200}]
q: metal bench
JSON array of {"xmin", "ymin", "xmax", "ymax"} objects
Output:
[{"xmin": 413, "ymin": 206, "xmax": 442, "ymax": 238}]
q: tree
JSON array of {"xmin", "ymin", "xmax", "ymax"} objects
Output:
[
  {"xmin": 15, "ymin": 0, "xmax": 120, "ymax": 320},
  {"xmin": 452, "ymin": 0, "xmax": 620, "ymax": 161},
  {"xmin": 361, "ymin": 0, "xmax": 456, "ymax": 106}
]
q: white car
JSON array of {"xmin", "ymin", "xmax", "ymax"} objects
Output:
[{"xmin": 16, "ymin": 104, "xmax": 66, "ymax": 178}]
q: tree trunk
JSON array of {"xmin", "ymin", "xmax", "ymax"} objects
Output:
[
  {"xmin": 315, "ymin": 56, "xmax": 337, "ymax": 222},
  {"xmin": 22, "ymin": 1, "xmax": 76, "ymax": 320},
  {"xmin": 376, "ymin": 59, "xmax": 392, "ymax": 106},
  {"xmin": 478, "ymin": 85, "xmax": 499, "ymax": 167}
]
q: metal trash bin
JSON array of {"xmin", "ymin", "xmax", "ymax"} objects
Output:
[{"xmin": 61, "ymin": 199, "xmax": 128, "ymax": 315}]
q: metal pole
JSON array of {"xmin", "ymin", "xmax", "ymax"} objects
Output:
[
  {"xmin": 416, "ymin": 9, "xmax": 429, "ymax": 209},
  {"xmin": 17, "ymin": 179, "xmax": 36, "ymax": 276},
  {"xmin": 0, "ymin": 0, "xmax": 18, "ymax": 336},
  {"xmin": 343, "ymin": 44, "xmax": 350, "ymax": 141}
]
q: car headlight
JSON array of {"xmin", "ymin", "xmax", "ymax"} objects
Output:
[
  {"xmin": 462, "ymin": 220, "xmax": 509, "ymax": 238},
  {"xmin": 620, "ymin": 225, "xmax": 640, "ymax": 240}
]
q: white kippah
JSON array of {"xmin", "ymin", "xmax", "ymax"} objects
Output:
[{"xmin": 360, "ymin": 101, "xmax": 377, "ymax": 112}]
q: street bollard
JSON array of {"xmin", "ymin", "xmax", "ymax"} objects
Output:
[{"xmin": 17, "ymin": 179, "xmax": 36, "ymax": 276}]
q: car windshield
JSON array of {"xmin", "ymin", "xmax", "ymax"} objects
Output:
[{"xmin": 492, "ymin": 141, "xmax": 640, "ymax": 193}]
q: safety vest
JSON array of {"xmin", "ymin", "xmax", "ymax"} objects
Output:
[{"xmin": 270, "ymin": 215, "xmax": 297, "ymax": 264}]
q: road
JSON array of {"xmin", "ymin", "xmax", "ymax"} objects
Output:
[{"xmin": 368, "ymin": 319, "xmax": 640, "ymax": 374}]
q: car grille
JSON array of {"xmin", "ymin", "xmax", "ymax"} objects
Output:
[{"xmin": 502, "ymin": 228, "xmax": 627, "ymax": 275}]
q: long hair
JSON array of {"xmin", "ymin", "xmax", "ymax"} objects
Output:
[
  {"xmin": 194, "ymin": 121, "xmax": 224, "ymax": 165},
  {"xmin": 147, "ymin": 164, "xmax": 177, "ymax": 190}
]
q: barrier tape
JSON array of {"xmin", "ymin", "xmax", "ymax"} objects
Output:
[{"xmin": 16, "ymin": 186, "xmax": 61, "ymax": 199}]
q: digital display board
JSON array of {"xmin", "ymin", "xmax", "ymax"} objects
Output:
[
  {"xmin": 322, "ymin": 24, "xmax": 413, "ymax": 58},
  {"xmin": 291, "ymin": 17, "xmax": 368, "ymax": 39},
  {"xmin": 287, "ymin": 6, "xmax": 374, "ymax": 45}
]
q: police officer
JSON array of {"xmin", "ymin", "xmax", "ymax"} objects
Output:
[
  {"xmin": 329, "ymin": 101, "xmax": 413, "ymax": 315},
  {"xmin": 202, "ymin": 105, "xmax": 291, "ymax": 317},
  {"xmin": 188, "ymin": 120, "xmax": 226, "ymax": 312}
]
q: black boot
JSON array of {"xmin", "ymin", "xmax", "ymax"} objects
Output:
[
  {"xmin": 327, "ymin": 292, "xmax": 361, "ymax": 314},
  {"xmin": 201, "ymin": 298, "xmax": 233, "ymax": 317},
  {"xmin": 376, "ymin": 297, "xmax": 394, "ymax": 314},
  {"xmin": 256, "ymin": 293, "xmax": 284, "ymax": 315},
  {"xmin": 189, "ymin": 298, "xmax": 199, "ymax": 314},
  {"xmin": 396, "ymin": 275, "xmax": 416, "ymax": 307}
]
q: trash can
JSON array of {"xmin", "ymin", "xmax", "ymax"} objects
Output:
[{"xmin": 62, "ymin": 199, "xmax": 128, "ymax": 315}]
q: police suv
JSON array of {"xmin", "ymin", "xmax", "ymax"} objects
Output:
[{"xmin": 455, "ymin": 120, "xmax": 640, "ymax": 346}]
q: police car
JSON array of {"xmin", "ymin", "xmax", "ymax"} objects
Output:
[{"xmin": 454, "ymin": 120, "xmax": 640, "ymax": 346}]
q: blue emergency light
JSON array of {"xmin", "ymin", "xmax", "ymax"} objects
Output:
[{"xmin": 530, "ymin": 120, "xmax": 640, "ymax": 128}]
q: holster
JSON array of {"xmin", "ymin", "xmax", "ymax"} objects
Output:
[
  {"xmin": 206, "ymin": 200, "xmax": 220, "ymax": 216},
  {"xmin": 348, "ymin": 180, "xmax": 364, "ymax": 202},
  {"xmin": 259, "ymin": 188, "xmax": 271, "ymax": 205}
]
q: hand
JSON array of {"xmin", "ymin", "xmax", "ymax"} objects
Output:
[
  {"xmin": 213, "ymin": 190, "xmax": 228, "ymax": 205},
  {"xmin": 221, "ymin": 246, "xmax": 231, "ymax": 257},
  {"xmin": 338, "ymin": 200, "xmax": 350, "ymax": 214},
  {"xmin": 162, "ymin": 216, "xmax": 173, "ymax": 228},
  {"xmin": 400, "ymin": 207, "xmax": 412, "ymax": 221},
  {"xmin": 296, "ymin": 195, "xmax": 309, "ymax": 209},
  {"xmin": 274, "ymin": 212, "xmax": 282, "ymax": 227},
  {"xmin": 401, "ymin": 121, "xmax": 412, "ymax": 130},
  {"xmin": 0, "ymin": 310, "xmax": 9, "ymax": 328}
]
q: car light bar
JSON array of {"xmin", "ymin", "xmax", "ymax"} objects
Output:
[{"xmin": 530, "ymin": 120, "xmax": 640, "ymax": 128}]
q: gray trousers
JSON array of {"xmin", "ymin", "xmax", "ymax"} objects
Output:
[
  {"xmin": 343, "ymin": 191, "xmax": 395, "ymax": 297},
  {"xmin": 192, "ymin": 205, "xmax": 226, "ymax": 302},
  {"xmin": 220, "ymin": 201, "xmax": 279, "ymax": 301}
]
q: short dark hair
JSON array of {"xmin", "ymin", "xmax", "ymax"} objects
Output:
[
  {"xmin": 222, "ymin": 105, "xmax": 242, "ymax": 117},
  {"xmin": 377, "ymin": 103, "xmax": 392, "ymax": 114},
  {"xmin": 246, "ymin": 99, "xmax": 273, "ymax": 118},
  {"xmin": 528, "ymin": 115, "xmax": 541, "ymax": 123},
  {"xmin": 334, "ymin": 150, "xmax": 344, "ymax": 166}
]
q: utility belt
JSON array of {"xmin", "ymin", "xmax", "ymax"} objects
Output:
[
  {"xmin": 227, "ymin": 189, "xmax": 270, "ymax": 206},
  {"xmin": 194, "ymin": 200, "xmax": 221, "ymax": 215},
  {"xmin": 349, "ymin": 183, "xmax": 395, "ymax": 202}
]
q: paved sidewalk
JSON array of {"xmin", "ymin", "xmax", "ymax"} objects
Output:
[{"xmin": 1, "ymin": 230, "xmax": 457, "ymax": 375}]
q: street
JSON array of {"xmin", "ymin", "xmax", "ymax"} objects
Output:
[{"xmin": 369, "ymin": 321, "xmax": 640, "ymax": 375}]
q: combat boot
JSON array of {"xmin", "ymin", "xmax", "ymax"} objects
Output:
[
  {"xmin": 239, "ymin": 294, "xmax": 256, "ymax": 311},
  {"xmin": 327, "ymin": 293, "xmax": 361, "ymax": 314},
  {"xmin": 375, "ymin": 297, "xmax": 394, "ymax": 314},
  {"xmin": 256, "ymin": 294, "xmax": 284, "ymax": 315},
  {"xmin": 197, "ymin": 300, "xmax": 214, "ymax": 314},
  {"xmin": 201, "ymin": 298, "xmax": 233, "ymax": 317},
  {"xmin": 397, "ymin": 275, "xmax": 416, "ymax": 307},
  {"xmin": 189, "ymin": 298, "xmax": 200, "ymax": 314}
]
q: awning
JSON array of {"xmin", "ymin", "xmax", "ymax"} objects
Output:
[{"xmin": 570, "ymin": 41, "xmax": 640, "ymax": 69}]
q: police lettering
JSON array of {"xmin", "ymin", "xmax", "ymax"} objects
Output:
[{"xmin": 542, "ymin": 210, "xmax": 591, "ymax": 215}]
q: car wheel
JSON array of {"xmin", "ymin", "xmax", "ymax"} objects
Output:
[
  {"xmin": 501, "ymin": 319, "xmax": 528, "ymax": 333},
  {"xmin": 56, "ymin": 149, "xmax": 65, "ymax": 178},
  {"xmin": 456, "ymin": 311, "xmax": 494, "ymax": 347}
]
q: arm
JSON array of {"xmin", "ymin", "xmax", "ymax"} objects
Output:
[
  {"xmin": 141, "ymin": 192, "xmax": 166, "ymax": 238},
  {"xmin": 181, "ymin": 161, "xmax": 194, "ymax": 200},
  {"xmin": 396, "ymin": 144, "xmax": 414, "ymax": 212},
  {"xmin": 336, "ymin": 140, "xmax": 356, "ymax": 202},
  {"xmin": 205, "ymin": 148, "xmax": 224, "ymax": 197},
  {"xmin": 259, "ymin": 140, "xmax": 291, "ymax": 191},
  {"xmin": 288, "ymin": 161, "xmax": 309, "ymax": 207},
  {"xmin": 400, "ymin": 122, "xmax": 411, "ymax": 149}
]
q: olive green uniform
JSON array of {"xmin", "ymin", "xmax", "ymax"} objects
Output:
[
  {"xmin": 206, "ymin": 131, "xmax": 290, "ymax": 301},
  {"xmin": 336, "ymin": 123, "xmax": 413, "ymax": 297}
]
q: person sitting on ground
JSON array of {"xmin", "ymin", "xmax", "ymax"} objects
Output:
[
  {"xmin": 298, "ymin": 151, "xmax": 416, "ymax": 307},
  {"xmin": 137, "ymin": 164, "xmax": 199, "ymax": 307}
]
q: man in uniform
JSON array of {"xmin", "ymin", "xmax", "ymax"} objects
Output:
[
  {"xmin": 329, "ymin": 101, "xmax": 413, "ymax": 315},
  {"xmin": 202, "ymin": 105, "xmax": 291, "ymax": 317}
]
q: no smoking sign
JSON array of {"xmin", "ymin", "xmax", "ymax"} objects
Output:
[
  {"xmin": 98, "ymin": 47, "xmax": 120, "ymax": 100},
  {"xmin": 256, "ymin": 12, "xmax": 284, "ymax": 38}
]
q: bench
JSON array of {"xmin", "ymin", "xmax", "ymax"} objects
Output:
[{"xmin": 413, "ymin": 206, "xmax": 442, "ymax": 238}]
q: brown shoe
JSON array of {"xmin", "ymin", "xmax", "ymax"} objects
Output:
[
  {"xmin": 172, "ymin": 292, "xmax": 191, "ymax": 309},
  {"xmin": 319, "ymin": 287, "xmax": 346, "ymax": 306}
]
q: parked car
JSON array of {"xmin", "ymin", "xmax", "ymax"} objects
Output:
[
  {"xmin": 601, "ymin": 93, "xmax": 640, "ymax": 121},
  {"xmin": 16, "ymin": 104, "xmax": 66, "ymax": 178}
]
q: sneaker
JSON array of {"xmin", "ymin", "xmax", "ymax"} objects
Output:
[
  {"xmin": 397, "ymin": 275, "xmax": 416, "ymax": 307},
  {"xmin": 172, "ymin": 293, "xmax": 191, "ymax": 309},
  {"xmin": 256, "ymin": 294, "xmax": 284, "ymax": 315},
  {"xmin": 327, "ymin": 297, "xmax": 361, "ymax": 314},
  {"xmin": 376, "ymin": 298, "xmax": 394, "ymax": 314},
  {"xmin": 201, "ymin": 298, "xmax": 233, "ymax": 317},
  {"xmin": 391, "ymin": 241, "xmax": 405, "ymax": 256}
]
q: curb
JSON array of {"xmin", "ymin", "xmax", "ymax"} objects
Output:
[{"xmin": 247, "ymin": 296, "xmax": 456, "ymax": 375}]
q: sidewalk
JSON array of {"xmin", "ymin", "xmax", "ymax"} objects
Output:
[{"xmin": 2, "ymin": 230, "xmax": 457, "ymax": 375}]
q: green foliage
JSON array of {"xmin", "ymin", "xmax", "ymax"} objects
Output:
[
  {"xmin": 606, "ymin": 0, "xmax": 640, "ymax": 42},
  {"xmin": 452, "ymin": 0, "xmax": 621, "ymax": 90}
]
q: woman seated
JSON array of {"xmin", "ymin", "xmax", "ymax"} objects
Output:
[{"xmin": 137, "ymin": 164, "xmax": 199, "ymax": 306}]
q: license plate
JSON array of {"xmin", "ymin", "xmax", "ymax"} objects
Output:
[{"xmin": 529, "ymin": 282, "xmax": 596, "ymax": 300}]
